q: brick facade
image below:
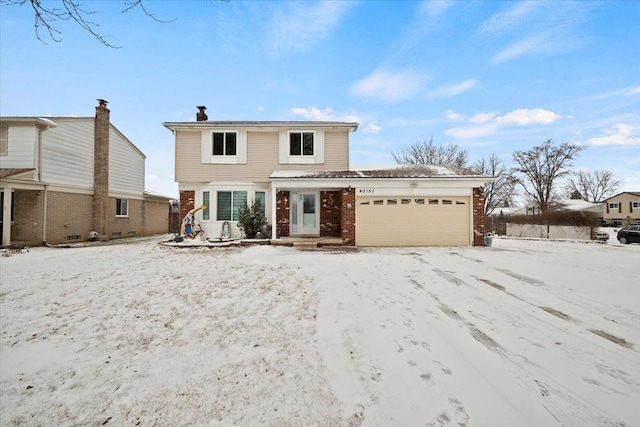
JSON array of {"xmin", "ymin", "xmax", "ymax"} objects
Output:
[
  {"xmin": 11, "ymin": 190, "xmax": 45, "ymax": 243},
  {"xmin": 276, "ymin": 191, "xmax": 290, "ymax": 237},
  {"xmin": 179, "ymin": 190, "xmax": 195, "ymax": 225},
  {"xmin": 319, "ymin": 190, "xmax": 341, "ymax": 237},
  {"xmin": 473, "ymin": 187, "xmax": 486, "ymax": 246},
  {"xmin": 93, "ymin": 101, "xmax": 110, "ymax": 240},
  {"xmin": 340, "ymin": 188, "xmax": 356, "ymax": 246}
]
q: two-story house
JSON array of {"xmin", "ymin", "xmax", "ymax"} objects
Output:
[
  {"xmin": 164, "ymin": 107, "xmax": 493, "ymax": 247},
  {"xmin": 602, "ymin": 192, "xmax": 640, "ymax": 226},
  {"xmin": 0, "ymin": 100, "xmax": 172, "ymax": 246}
]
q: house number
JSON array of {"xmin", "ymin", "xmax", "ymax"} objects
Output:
[{"xmin": 358, "ymin": 188, "xmax": 374, "ymax": 194}]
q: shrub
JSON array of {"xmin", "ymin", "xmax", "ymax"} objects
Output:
[{"xmin": 237, "ymin": 200, "xmax": 268, "ymax": 239}]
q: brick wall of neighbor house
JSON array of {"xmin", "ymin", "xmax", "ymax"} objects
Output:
[
  {"xmin": 340, "ymin": 188, "xmax": 355, "ymax": 246},
  {"xmin": 473, "ymin": 187, "xmax": 486, "ymax": 246},
  {"xmin": 109, "ymin": 198, "xmax": 144, "ymax": 239},
  {"xmin": 179, "ymin": 190, "xmax": 195, "ymax": 224},
  {"xmin": 320, "ymin": 190, "xmax": 342, "ymax": 237},
  {"xmin": 47, "ymin": 192, "xmax": 94, "ymax": 244},
  {"xmin": 11, "ymin": 190, "xmax": 44, "ymax": 244},
  {"xmin": 143, "ymin": 198, "xmax": 170, "ymax": 235},
  {"xmin": 276, "ymin": 191, "xmax": 290, "ymax": 237}
]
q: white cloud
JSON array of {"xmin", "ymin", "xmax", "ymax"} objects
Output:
[
  {"xmin": 587, "ymin": 123, "xmax": 640, "ymax": 146},
  {"xmin": 430, "ymin": 79, "xmax": 477, "ymax": 98},
  {"xmin": 291, "ymin": 107, "xmax": 359, "ymax": 123},
  {"xmin": 444, "ymin": 123, "xmax": 499, "ymax": 139},
  {"xmin": 480, "ymin": 1, "xmax": 593, "ymax": 64},
  {"xmin": 268, "ymin": 1, "xmax": 354, "ymax": 56},
  {"xmin": 469, "ymin": 112, "xmax": 497, "ymax": 124},
  {"xmin": 444, "ymin": 108, "xmax": 560, "ymax": 139},
  {"xmin": 496, "ymin": 108, "xmax": 560, "ymax": 126},
  {"xmin": 350, "ymin": 68, "xmax": 427, "ymax": 103},
  {"xmin": 257, "ymin": 106, "xmax": 264, "ymax": 112},
  {"xmin": 444, "ymin": 110, "xmax": 465, "ymax": 122},
  {"xmin": 363, "ymin": 123, "xmax": 382, "ymax": 134}
]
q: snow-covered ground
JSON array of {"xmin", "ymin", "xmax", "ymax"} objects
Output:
[{"xmin": 1, "ymin": 235, "xmax": 638, "ymax": 426}]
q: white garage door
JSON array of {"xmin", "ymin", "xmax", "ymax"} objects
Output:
[{"xmin": 356, "ymin": 196, "xmax": 471, "ymax": 247}]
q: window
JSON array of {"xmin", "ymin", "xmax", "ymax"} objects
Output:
[
  {"xmin": 213, "ymin": 132, "xmax": 237, "ymax": 156},
  {"xmin": 415, "ymin": 199, "xmax": 425, "ymax": 205},
  {"xmin": 116, "ymin": 198, "xmax": 128, "ymax": 217},
  {"xmin": 429, "ymin": 199, "xmax": 438, "ymax": 205},
  {"xmin": 255, "ymin": 191, "xmax": 266, "ymax": 216},
  {"xmin": 443, "ymin": 200, "xmax": 453, "ymax": 205},
  {"xmin": 217, "ymin": 191, "xmax": 247, "ymax": 221},
  {"xmin": 0, "ymin": 126, "xmax": 7, "ymax": 155},
  {"xmin": 290, "ymin": 132, "xmax": 314, "ymax": 156},
  {"xmin": 203, "ymin": 191, "xmax": 210, "ymax": 220},
  {"xmin": 609, "ymin": 203, "xmax": 620, "ymax": 209},
  {"xmin": 401, "ymin": 199, "xmax": 411, "ymax": 205},
  {"xmin": 632, "ymin": 201, "xmax": 640, "ymax": 208},
  {"xmin": 387, "ymin": 199, "xmax": 397, "ymax": 205}
]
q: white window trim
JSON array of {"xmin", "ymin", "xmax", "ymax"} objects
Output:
[
  {"xmin": 632, "ymin": 201, "xmax": 640, "ymax": 208},
  {"xmin": 279, "ymin": 130, "xmax": 324, "ymax": 165},
  {"xmin": 0, "ymin": 125, "xmax": 7, "ymax": 156},
  {"xmin": 609, "ymin": 202, "xmax": 620, "ymax": 209},
  {"xmin": 116, "ymin": 198, "xmax": 129, "ymax": 217},
  {"xmin": 201, "ymin": 130, "xmax": 247, "ymax": 164}
]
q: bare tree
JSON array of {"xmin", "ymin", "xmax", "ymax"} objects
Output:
[
  {"xmin": 392, "ymin": 137, "xmax": 468, "ymax": 167},
  {"xmin": 471, "ymin": 154, "xmax": 517, "ymax": 215},
  {"xmin": 565, "ymin": 169, "xmax": 622, "ymax": 203},
  {"xmin": 2, "ymin": 0, "xmax": 178, "ymax": 48},
  {"xmin": 512, "ymin": 139, "xmax": 586, "ymax": 214}
]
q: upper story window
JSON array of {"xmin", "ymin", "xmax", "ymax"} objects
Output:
[
  {"xmin": 290, "ymin": 132, "xmax": 314, "ymax": 156},
  {"xmin": 632, "ymin": 201, "xmax": 640, "ymax": 209},
  {"xmin": 279, "ymin": 130, "xmax": 324, "ymax": 165},
  {"xmin": 0, "ymin": 126, "xmax": 7, "ymax": 156},
  {"xmin": 213, "ymin": 132, "xmax": 237, "ymax": 156},
  {"xmin": 609, "ymin": 202, "xmax": 620, "ymax": 209},
  {"xmin": 116, "ymin": 198, "xmax": 128, "ymax": 217},
  {"xmin": 201, "ymin": 130, "xmax": 247, "ymax": 165}
]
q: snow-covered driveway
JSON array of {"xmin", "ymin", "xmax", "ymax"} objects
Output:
[{"xmin": 1, "ymin": 237, "xmax": 638, "ymax": 426}]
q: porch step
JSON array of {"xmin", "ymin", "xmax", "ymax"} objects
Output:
[{"xmin": 292, "ymin": 241, "xmax": 318, "ymax": 249}]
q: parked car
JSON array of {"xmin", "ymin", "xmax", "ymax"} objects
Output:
[
  {"xmin": 593, "ymin": 231, "xmax": 609, "ymax": 241},
  {"xmin": 617, "ymin": 225, "xmax": 640, "ymax": 244}
]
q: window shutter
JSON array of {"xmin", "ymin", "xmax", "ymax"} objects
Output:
[
  {"xmin": 630, "ymin": 202, "xmax": 633, "ymax": 213},
  {"xmin": 606, "ymin": 203, "xmax": 609, "ymax": 214},
  {"xmin": 619, "ymin": 203, "xmax": 622, "ymax": 213}
]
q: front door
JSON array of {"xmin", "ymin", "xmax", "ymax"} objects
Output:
[{"xmin": 290, "ymin": 192, "xmax": 319, "ymax": 236}]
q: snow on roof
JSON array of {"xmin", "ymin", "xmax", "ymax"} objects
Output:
[
  {"xmin": 271, "ymin": 164, "xmax": 487, "ymax": 179},
  {"xmin": 559, "ymin": 199, "xmax": 602, "ymax": 211}
]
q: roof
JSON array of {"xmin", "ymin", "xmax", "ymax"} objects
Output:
[
  {"xmin": 603, "ymin": 191, "xmax": 640, "ymax": 201},
  {"xmin": 163, "ymin": 120, "xmax": 359, "ymax": 132},
  {"xmin": 557, "ymin": 199, "xmax": 602, "ymax": 211},
  {"xmin": 271, "ymin": 164, "xmax": 491, "ymax": 179},
  {"xmin": 0, "ymin": 168, "xmax": 36, "ymax": 179}
]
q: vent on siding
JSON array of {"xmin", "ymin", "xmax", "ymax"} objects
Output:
[
  {"xmin": 66, "ymin": 235, "xmax": 81, "ymax": 241},
  {"xmin": 127, "ymin": 231, "xmax": 136, "ymax": 236},
  {"xmin": 111, "ymin": 231, "xmax": 122, "ymax": 237}
]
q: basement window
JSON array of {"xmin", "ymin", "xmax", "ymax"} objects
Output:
[
  {"xmin": 401, "ymin": 199, "xmax": 411, "ymax": 205},
  {"xmin": 428, "ymin": 199, "xmax": 438, "ymax": 205},
  {"xmin": 387, "ymin": 199, "xmax": 398, "ymax": 205},
  {"xmin": 443, "ymin": 200, "xmax": 453, "ymax": 205},
  {"xmin": 415, "ymin": 199, "xmax": 425, "ymax": 205},
  {"xmin": 116, "ymin": 198, "xmax": 128, "ymax": 217}
]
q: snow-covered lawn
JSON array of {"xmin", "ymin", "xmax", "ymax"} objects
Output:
[{"xmin": 1, "ymin": 236, "xmax": 638, "ymax": 426}]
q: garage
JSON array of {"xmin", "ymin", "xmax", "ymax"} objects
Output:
[{"xmin": 356, "ymin": 195, "xmax": 471, "ymax": 246}]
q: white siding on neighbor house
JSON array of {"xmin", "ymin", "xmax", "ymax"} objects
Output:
[
  {"xmin": 0, "ymin": 125, "xmax": 38, "ymax": 169},
  {"xmin": 41, "ymin": 119, "xmax": 94, "ymax": 188},
  {"xmin": 109, "ymin": 127, "xmax": 145, "ymax": 194},
  {"xmin": 175, "ymin": 129, "xmax": 350, "ymax": 183}
]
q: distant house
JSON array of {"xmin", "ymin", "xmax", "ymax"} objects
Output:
[
  {"xmin": 601, "ymin": 192, "xmax": 640, "ymax": 226},
  {"xmin": 164, "ymin": 106, "xmax": 494, "ymax": 246},
  {"xmin": 0, "ymin": 100, "xmax": 172, "ymax": 246},
  {"xmin": 512, "ymin": 199, "xmax": 602, "ymax": 216}
]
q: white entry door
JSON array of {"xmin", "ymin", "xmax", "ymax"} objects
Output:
[{"xmin": 290, "ymin": 192, "xmax": 319, "ymax": 235}]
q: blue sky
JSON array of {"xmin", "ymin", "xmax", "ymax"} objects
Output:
[{"xmin": 1, "ymin": 0, "xmax": 639, "ymax": 200}]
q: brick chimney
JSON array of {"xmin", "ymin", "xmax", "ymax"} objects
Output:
[
  {"xmin": 93, "ymin": 99, "xmax": 110, "ymax": 240},
  {"xmin": 196, "ymin": 106, "xmax": 208, "ymax": 121}
]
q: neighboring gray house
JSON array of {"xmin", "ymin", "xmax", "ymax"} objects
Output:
[{"xmin": 1, "ymin": 100, "xmax": 171, "ymax": 246}]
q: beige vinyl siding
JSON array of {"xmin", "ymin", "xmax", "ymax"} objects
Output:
[
  {"xmin": 0, "ymin": 125, "xmax": 37, "ymax": 168},
  {"xmin": 109, "ymin": 127, "xmax": 145, "ymax": 194},
  {"xmin": 175, "ymin": 129, "xmax": 350, "ymax": 183},
  {"xmin": 41, "ymin": 119, "xmax": 94, "ymax": 188}
]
